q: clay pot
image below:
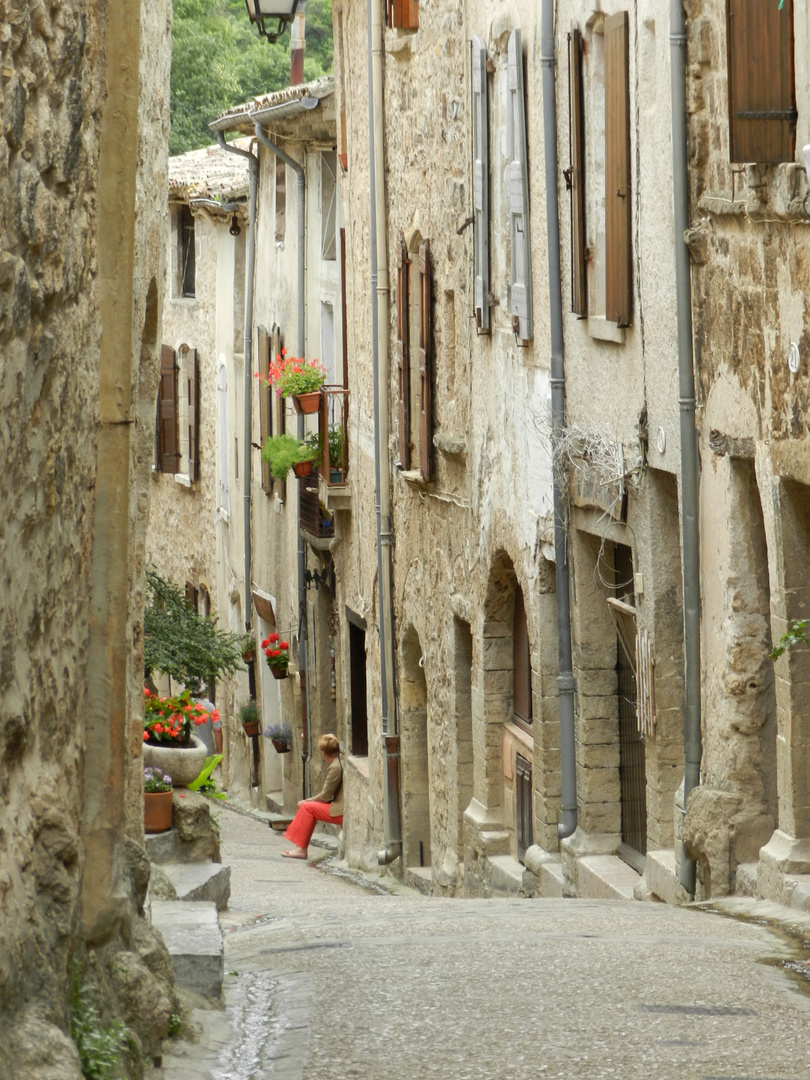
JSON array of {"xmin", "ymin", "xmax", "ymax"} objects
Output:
[
  {"xmin": 144, "ymin": 790, "xmax": 173, "ymax": 834},
  {"xmin": 242, "ymin": 720, "xmax": 260, "ymax": 737},
  {"xmin": 270, "ymin": 666, "xmax": 288, "ymax": 680},
  {"xmin": 271, "ymin": 738, "xmax": 291, "ymax": 754},
  {"xmin": 143, "ymin": 735, "xmax": 207, "ymax": 787},
  {"xmin": 292, "ymin": 458, "xmax": 314, "ymax": 478},
  {"xmin": 293, "ymin": 391, "xmax": 321, "ymax": 415}
]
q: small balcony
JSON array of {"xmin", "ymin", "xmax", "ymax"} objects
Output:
[{"xmin": 318, "ymin": 386, "xmax": 351, "ymax": 511}]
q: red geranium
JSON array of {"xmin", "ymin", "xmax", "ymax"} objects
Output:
[{"xmin": 143, "ymin": 687, "xmax": 210, "ymax": 747}]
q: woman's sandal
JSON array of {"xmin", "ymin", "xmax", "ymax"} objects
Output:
[{"xmin": 281, "ymin": 850, "xmax": 308, "ymax": 859}]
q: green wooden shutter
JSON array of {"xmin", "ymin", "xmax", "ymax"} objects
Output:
[
  {"xmin": 159, "ymin": 344, "xmax": 179, "ymax": 474},
  {"xmin": 187, "ymin": 349, "xmax": 199, "ymax": 483},
  {"xmin": 418, "ymin": 240, "xmax": 433, "ymax": 483},
  {"xmin": 727, "ymin": 0, "xmax": 796, "ymax": 164},
  {"xmin": 506, "ymin": 29, "xmax": 533, "ymax": 342},
  {"xmin": 605, "ymin": 11, "xmax": 632, "ymax": 327},
  {"xmin": 396, "ymin": 235, "xmax": 411, "ymax": 471},
  {"xmin": 568, "ymin": 28, "xmax": 587, "ymax": 318},
  {"xmin": 472, "ymin": 35, "xmax": 490, "ymax": 334}
]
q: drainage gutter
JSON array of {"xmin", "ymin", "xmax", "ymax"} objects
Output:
[{"xmin": 541, "ymin": 0, "xmax": 578, "ymax": 842}]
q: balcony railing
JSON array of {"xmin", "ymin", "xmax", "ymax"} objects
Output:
[{"xmin": 318, "ymin": 385, "xmax": 349, "ymax": 486}]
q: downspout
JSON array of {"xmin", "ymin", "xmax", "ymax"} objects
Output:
[
  {"xmin": 670, "ymin": 0, "xmax": 701, "ymax": 897},
  {"xmin": 541, "ymin": 1, "xmax": 578, "ymax": 841},
  {"xmin": 369, "ymin": 0, "xmax": 402, "ymax": 865},
  {"xmin": 251, "ymin": 119, "xmax": 313, "ymax": 798},
  {"xmin": 215, "ymin": 132, "xmax": 258, "ymax": 635}
]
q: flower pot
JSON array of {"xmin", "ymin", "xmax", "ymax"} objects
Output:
[
  {"xmin": 242, "ymin": 720, "xmax": 260, "ymax": 737},
  {"xmin": 242, "ymin": 647, "xmax": 256, "ymax": 663},
  {"xmin": 144, "ymin": 790, "xmax": 173, "ymax": 834},
  {"xmin": 293, "ymin": 391, "xmax": 321, "ymax": 415},
  {"xmin": 292, "ymin": 458, "xmax": 314, "ymax": 478},
  {"xmin": 271, "ymin": 738, "xmax": 291, "ymax": 754},
  {"xmin": 270, "ymin": 666, "xmax": 288, "ymax": 680},
  {"xmin": 143, "ymin": 734, "xmax": 208, "ymax": 787}
]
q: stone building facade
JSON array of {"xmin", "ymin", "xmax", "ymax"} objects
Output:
[{"xmin": 1, "ymin": 0, "xmax": 176, "ymax": 1075}]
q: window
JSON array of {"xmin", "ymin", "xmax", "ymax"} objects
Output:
[
  {"xmin": 395, "ymin": 234, "xmax": 433, "ymax": 480},
  {"xmin": 567, "ymin": 28, "xmax": 587, "ymax": 317},
  {"xmin": 471, "ymin": 35, "xmax": 490, "ymax": 333},
  {"xmin": 727, "ymin": 0, "xmax": 796, "ymax": 164},
  {"xmin": 257, "ymin": 325, "xmax": 286, "ymax": 501},
  {"xmin": 506, "ymin": 29, "xmax": 533, "ymax": 343},
  {"xmin": 385, "ymin": 0, "xmax": 418, "ymax": 30},
  {"xmin": 217, "ymin": 358, "xmax": 230, "ymax": 515},
  {"xmin": 157, "ymin": 344, "xmax": 179, "ymax": 473},
  {"xmin": 513, "ymin": 584, "xmax": 532, "ymax": 724},
  {"xmin": 321, "ymin": 151, "xmax": 337, "ymax": 262},
  {"xmin": 348, "ymin": 614, "xmax": 368, "ymax": 756},
  {"xmin": 605, "ymin": 11, "xmax": 632, "ymax": 327},
  {"xmin": 515, "ymin": 754, "xmax": 533, "ymax": 860},
  {"xmin": 156, "ymin": 344, "xmax": 199, "ymax": 480},
  {"xmin": 177, "ymin": 205, "xmax": 195, "ymax": 298},
  {"xmin": 275, "ymin": 158, "xmax": 286, "ymax": 244}
]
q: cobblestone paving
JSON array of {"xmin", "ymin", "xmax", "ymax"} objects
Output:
[{"xmin": 148, "ymin": 804, "xmax": 810, "ymax": 1080}]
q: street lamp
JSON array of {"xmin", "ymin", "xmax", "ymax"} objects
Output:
[{"xmin": 243, "ymin": 0, "xmax": 299, "ymax": 43}]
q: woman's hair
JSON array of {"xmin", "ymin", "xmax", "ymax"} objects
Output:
[{"xmin": 318, "ymin": 733, "xmax": 340, "ymax": 756}]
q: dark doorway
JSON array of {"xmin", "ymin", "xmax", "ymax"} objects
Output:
[
  {"xmin": 613, "ymin": 544, "xmax": 646, "ymax": 856},
  {"xmin": 348, "ymin": 619, "xmax": 368, "ymax": 756},
  {"xmin": 516, "ymin": 754, "xmax": 533, "ymax": 861}
]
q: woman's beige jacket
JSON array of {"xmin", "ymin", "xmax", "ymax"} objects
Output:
[{"xmin": 310, "ymin": 755, "xmax": 344, "ymax": 817}]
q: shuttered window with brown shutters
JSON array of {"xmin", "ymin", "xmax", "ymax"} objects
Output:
[
  {"xmin": 158, "ymin": 344, "xmax": 179, "ymax": 474},
  {"xmin": 568, "ymin": 28, "xmax": 587, "ymax": 318},
  {"xmin": 471, "ymin": 35, "xmax": 490, "ymax": 334},
  {"xmin": 187, "ymin": 349, "xmax": 200, "ymax": 483},
  {"xmin": 506, "ymin": 29, "xmax": 533, "ymax": 343},
  {"xmin": 386, "ymin": 0, "xmax": 418, "ymax": 30},
  {"xmin": 396, "ymin": 235, "xmax": 411, "ymax": 471},
  {"xmin": 513, "ymin": 584, "xmax": 532, "ymax": 725},
  {"xmin": 727, "ymin": 0, "xmax": 796, "ymax": 164},
  {"xmin": 605, "ymin": 11, "xmax": 632, "ymax": 328},
  {"xmin": 418, "ymin": 240, "xmax": 433, "ymax": 482},
  {"xmin": 271, "ymin": 324, "xmax": 286, "ymax": 503},
  {"xmin": 258, "ymin": 326, "xmax": 272, "ymax": 495}
]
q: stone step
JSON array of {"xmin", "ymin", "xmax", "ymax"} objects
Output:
[
  {"xmin": 150, "ymin": 861, "xmax": 231, "ymax": 911},
  {"xmin": 577, "ymin": 854, "xmax": 641, "ymax": 901},
  {"xmin": 267, "ymin": 812, "xmax": 294, "ymax": 831},
  {"xmin": 488, "ymin": 854, "xmax": 525, "ymax": 896},
  {"xmin": 646, "ymin": 848, "xmax": 680, "ymax": 905},
  {"xmin": 264, "ymin": 790, "xmax": 284, "ymax": 814},
  {"xmin": 540, "ymin": 860, "xmax": 565, "ymax": 898},
  {"xmin": 404, "ymin": 866, "xmax": 433, "ymax": 895},
  {"xmin": 150, "ymin": 900, "xmax": 223, "ymax": 1000}
]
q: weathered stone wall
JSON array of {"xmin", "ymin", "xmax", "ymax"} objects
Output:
[{"xmin": 0, "ymin": 0, "xmax": 173, "ymax": 1073}]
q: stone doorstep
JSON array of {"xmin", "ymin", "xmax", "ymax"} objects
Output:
[
  {"xmin": 150, "ymin": 900, "xmax": 224, "ymax": 1001},
  {"xmin": 158, "ymin": 862, "xmax": 231, "ymax": 911},
  {"xmin": 487, "ymin": 855, "xmax": 525, "ymax": 896},
  {"xmin": 404, "ymin": 866, "xmax": 433, "ymax": 895},
  {"xmin": 264, "ymin": 790, "xmax": 284, "ymax": 815},
  {"xmin": 267, "ymin": 812, "xmax": 294, "ymax": 831},
  {"xmin": 540, "ymin": 861, "xmax": 564, "ymax": 898},
  {"xmin": 577, "ymin": 854, "xmax": 641, "ymax": 901},
  {"xmin": 646, "ymin": 849, "xmax": 679, "ymax": 905}
]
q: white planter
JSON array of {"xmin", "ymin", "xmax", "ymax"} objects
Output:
[{"xmin": 142, "ymin": 734, "xmax": 207, "ymax": 788}]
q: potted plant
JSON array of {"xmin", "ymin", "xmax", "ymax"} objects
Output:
[
  {"xmin": 262, "ymin": 633, "xmax": 290, "ymax": 680},
  {"xmin": 260, "ymin": 433, "xmax": 319, "ymax": 481},
  {"xmin": 262, "ymin": 349, "xmax": 326, "ymax": 414},
  {"xmin": 142, "ymin": 687, "xmax": 213, "ymax": 786},
  {"xmin": 265, "ymin": 722, "xmax": 292, "ymax": 754},
  {"xmin": 327, "ymin": 424, "xmax": 346, "ymax": 483},
  {"xmin": 238, "ymin": 698, "xmax": 261, "ymax": 737},
  {"xmin": 144, "ymin": 766, "xmax": 173, "ymax": 834}
]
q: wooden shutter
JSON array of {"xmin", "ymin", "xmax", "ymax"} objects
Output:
[
  {"xmin": 271, "ymin": 324, "xmax": 285, "ymax": 503},
  {"xmin": 418, "ymin": 240, "xmax": 433, "ymax": 482},
  {"xmin": 727, "ymin": 0, "xmax": 795, "ymax": 164},
  {"xmin": 185, "ymin": 582, "xmax": 199, "ymax": 610},
  {"xmin": 506, "ymin": 29, "xmax": 533, "ymax": 343},
  {"xmin": 257, "ymin": 326, "xmax": 272, "ymax": 494},
  {"xmin": 340, "ymin": 228, "xmax": 349, "ymax": 389},
  {"xmin": 386, "ymin": 0, "xmax": 418, "ymax": 30},
  {"xmin": 187, "ymin": 349, "xmax": 199, "ymax": 483},
  {"xmin": 605, "ymin": 11, "xmax": 632, "ymax": 327},
  {"xmin": 513, "ymin": 584, "xmax": 532, "ymax": 723},
  {"xmin": 396, "ymin": 235, "xmax": 411, "ymax": 471},
  {"xmin": 158, "ymin": 344, "xmax": 179, "ymax": 474},
  {"xmin": 568, "ymin": 29, "xmax": 587, "ymax": 318},
  {"xmin": 472, "ymin": 36, "xmax": 490, "ymax": 334}
]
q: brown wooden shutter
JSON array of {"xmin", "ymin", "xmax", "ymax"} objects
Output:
[
  {"xmin": 568, "ymin": 28, "xmax": 587, "ymax": 318},
  {"xmin": 386, "ymin": 0, "xmax": 418, "ymax": 30},
  {"xmin": 418, "ymin": 240, "xmax": 433, "ymax": 483},
  {"xmin": 187, "ymin": 349, "xmax": 199, "ymax": 483},
  {"xmin": 605, "ymin": 11, "xmax": 632, "ymax": 327},
  {"xmin": 270, "ymin": 325, "xmax": 286, "ymax": 503},
  {"xmin": 396, "ymin": 235, "xmax": 411, "ymax": 471},
  {"xmin": 185, "ymin": 582, "xmax": 199, "ymax": 611},
  {"xmin": 727, "ymin": 0, "xmax": 796, "ymax": 164},
  {"xmin": 257, "ymin": 326, "xmax": 272, "ymax": 494},
  {"xmin": 340, "ymin": 228, "xmax": 349, "ymax": 389},
  {"xmin": 159, "ymin": 344, "xmax": 179, "ymax": 474},
  {"xmin": 513, "ymin": 584, "xmax": 532, "ymax": 723}
]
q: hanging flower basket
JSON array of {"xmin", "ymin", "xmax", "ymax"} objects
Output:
[
  {"xmin": 270, "ymin": 666, "xmax": 288, "ymax": 680},
  {"xmin": 242, "ymin": 720, "xmax": 260, "ymax": 737},
  {"xmin": 262, "ymin": 633, "xmax": 290, "ymax": 679},
  {"xmin": 271, "ymin": 737, "xmax": 291, "ymax": 754},
  {"xmin": 292, "ymin": 457, "xmax": 314, "ymax": 477},
  {"xmin": 293, "ymin": 391, "xmax": 321, "ymax": 415}
]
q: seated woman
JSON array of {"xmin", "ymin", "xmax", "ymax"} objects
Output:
[{"xmin": 281, "ymin": 733, "xmax": 343, "ymax": 859}]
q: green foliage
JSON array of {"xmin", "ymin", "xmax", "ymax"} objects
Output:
[
  {"xmin": 238, "ymin": 698, "xmax": 260, "ymax": 725},
  {"xmin": 171, "ymin": 0, "xmax": 334, "ymax": 155},
  {"xmin": 188, "ymin": 753, "xmax": 227, "ymax": 799},
  {"xmin": 770, "ymin": 619, "xmax": 810, "ymax": 660},
  {"xmin": 144, "ymin": 570, "xmax": 252, "ymax": 690},
  {"xmin": 70, "ymin": 974, "xmax": 131, "ymax": 1080},
  {"xmin": 261, "ymin": 433, "xmax": 317, "ymax": 480},
  {"xmin": 167, "ymin": 1013, "xmax": 183, "ymax": 1038}
]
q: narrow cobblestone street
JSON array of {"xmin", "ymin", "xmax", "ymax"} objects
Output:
[{"xmin": 148, "ymin": 804, "xmax": 810, "ymax": 1080}]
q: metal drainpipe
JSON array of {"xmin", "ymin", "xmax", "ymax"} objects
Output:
[
  {"xmin": 368, "ymin": 0, "xmax": 401, "ymax": 866},
  {"xmin": 250, "ymin": 118, "xmax": 313, "ymax": 798},
  {"xmin": 670, "ymin": 0, "xmax": 701, "ymax": 898},
  {"xmin": 215, "ymin": 132, "xmax": 258, "ymax": 636},
  {"xmin": 541, "ymin": 1, "xmax": 578, "ymax": 842}
]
